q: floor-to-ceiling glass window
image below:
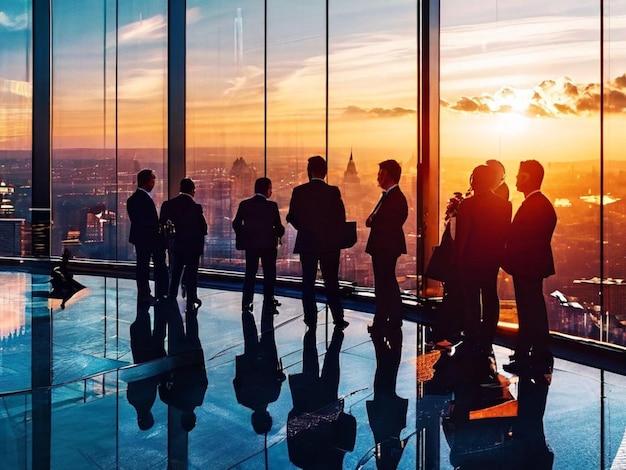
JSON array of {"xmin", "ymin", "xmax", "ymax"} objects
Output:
[
  {"xmin": 51, "ymin": 0, "xmax": 167, "ymax": 262},
  {"xmin": 265, "ymin": 1, "xmax": 327, "ymax": 278},
  {"xmin": 603, "ymin": 1, "xmax": 626, "ymax": 346},
  {"xmin": 440, "ymin": 2, "xmax": 605, "ymax": 343},
  {"xmin": 328, "ymin": 0, "xmax": 418, "ymax": 290},
  {"xmin": 186, "ymin": 0, "xmax": 265, "ymax": 271},
  {"xmin": 0, "ymin": 0, "xmax": 31, "ymax": 258}
]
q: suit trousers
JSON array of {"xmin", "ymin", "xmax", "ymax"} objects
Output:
[
  {"xmin": 242, "ymin": 248, "xmax": 277, "ymax": 312},
  {"xmin": 371, "ymin": 254, "xmax": 403, "ymax": 329},
  {"xmin": 168, "ymin": 247, "xmax": 200, "ymax": 305},
  {"xmin": 512, "ymin": 274, "xmax": 551, "ymax": 362},
  {"xmin": 300, "ymin": 251, "xmax": 344, "ymax": 326},
  {"xmin": 135, "ymin": 245, "xmax": 168, "ymax": 298},
  {"xmin": 459, "ymin": 265, "xmax": 500, "ymax": 351}
]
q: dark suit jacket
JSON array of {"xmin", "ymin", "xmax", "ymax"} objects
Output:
[
  {"xmin": 232, "ymin": 195, "xmax": 285, "ymax": 251},
  {"xmin": 160, "ymin": 193, "xmax": 208, "ymax": 256},
  {"xmin": 365, "ymin": 186, "xmax": 408, "ymax": 257},
  {"xmin": 127, "ymin": 189, "xmax": 161, "ymax": 250},
  {"xmin": 502, "ymin": 192, "xmax": 556, "ymax": 279},
  {"xmin": 286, "ymin": 179, "xmax": 346, "ymax": 253},
  {"xmin": 453, "ymin": 191, "xmax": 512, "ymax": 271}
]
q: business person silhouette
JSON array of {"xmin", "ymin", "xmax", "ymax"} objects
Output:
[
  {"xmin": 287, "ymin": 156, "xmax": 349, "ymax": 330},
  {"xmin": 233, "ymin": 177, "xmax": 285, "ymax": 316},
  {"xmin": 454, "ymin": 165, "xmax": 511, "ymax": 356},
  {"xmin": 366, "ymin": 159, "xmax": 408, "ymax": 332},
  {"xmin": 127, "ymin": 169, "xmax": 169, "ymax": 304},
  {"xmin": 502, "ymin": 160, "xmax": 557, "ymax": 376},
  {"xmin": 160, "ymin": 178, "xmax": 208, "ymax": 313}
]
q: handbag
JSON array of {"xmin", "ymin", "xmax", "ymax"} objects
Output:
[
  {"xmin": 340, "ymin": 221, "xmax": 357, "ymax": 249},
  {"xmin": 425, "ymin": 225, "xmax": 454, "ymax": 281}
]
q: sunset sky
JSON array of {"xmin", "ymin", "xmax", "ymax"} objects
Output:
[{"xmin": 1, "ymin": 1, "xmax": 626, "ymax": 165}]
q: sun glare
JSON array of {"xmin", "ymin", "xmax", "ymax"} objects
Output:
[{"xmin": 496, "ymin": 112, "xmax": 529, "ymax": 135}]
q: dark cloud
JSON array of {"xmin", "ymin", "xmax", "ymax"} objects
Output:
[{"xmin": 614, "ymin": 74, "xmax": 626, "ymax": 89}]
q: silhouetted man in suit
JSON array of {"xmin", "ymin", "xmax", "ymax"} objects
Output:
[
  {"xmin": 233, "ymin": 309, "xmax": 286, "ymax": 435},
  {"xmin": 233, "ymin": 177, "xmax": 285, "ymax": 315},
  {"xmin": 366, "ymin": 159, "xmax": 408, "ymax": 332},
  {"xmin": 127, "ymin": 169, "xmax": 168, "ymax": 303},
  {"xmin": 287, "ymin": 156, "xmax": 349, "ymax": 330},
  {"xmin": 454, "ymin": 165, "xmax": 512, "ymax": 355},
  {"xmin": 502, "ymin": 160, "xmax": 557, "ymax": 375},
  {"xmin": 287, "ymin": 327, "xmax": 356, "ymax": 469},
  {"xmin": 160, "ymin": 178, "xmax": 208, "ymax": 312}
]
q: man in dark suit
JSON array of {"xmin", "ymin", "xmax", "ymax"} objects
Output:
[
  {"xmin": 502, "ymin": 160, "xmax": 557, "ymax": 375},
  {"xmin": 366, "ymin": 159, "xmax": 408, "ymax": 332},
  {"xmin": 160, "ymin": 178, "xmax": 208, "ymax": 312},
  {"xmin": 127, "ymin": 169, "xmax": 168, "ymax": 303},
  {"xmin": 287, "ymin": 156, "xmax": 349, "ymax": 330},
  {"xmin": 232, "ymin": 177, "xmax": 285, "ymax": 315},
  {"xmin": 454, "ymin": 165, "xmax": 512, "ymax": 355}
]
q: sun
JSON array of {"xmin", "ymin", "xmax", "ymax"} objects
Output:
[{"xmin": 496, "ymin": 112, "xmax": 529, "ymax": 135}]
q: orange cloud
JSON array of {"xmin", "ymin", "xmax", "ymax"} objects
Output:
[
  {"xmin": 444, "ymin": 73, "xmax": 626, "ymax": 118},
  {"xmin": 342, "ymin": 105, "xmax": 415, "ymax": 118}
]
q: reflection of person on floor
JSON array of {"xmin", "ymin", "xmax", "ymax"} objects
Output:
[
  {"xmin": 127, "ymin": 169, "xmax": 169, "ymax": 304},
  {"xmin": 50, "ymin": 248, "xmax": 86, "ymax": 309},
  {"xmin": 158, "ymin": 300, "xmax": 208, "ymax": 432},
  {"xmin": 287, "ymin": 327, "xmax": 356, "ymax": 469},
  {"xmin": 232, "ymin": 310, "xmax": 286, "ymax": 434},
  {"xmin": 232, "ymin": 177, "xmax": 285, "ymax": 316},
  {"xmin": 511, "ymin": 372, "xmax": 554, "ymax": 469},
  {"xmin": 126, "ymin": 302, "xmax": 168, "ymax": 430},
  {"xmin": 367, "ymin": 326, "xmax": 409, "ymax": 468}
]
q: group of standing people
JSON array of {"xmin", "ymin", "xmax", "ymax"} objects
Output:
[
  {"xmin": 127, "ymin": 169, "xmax": 207, "ymax": 313},
  {"xmin": 233, "ymin": 155, "xmax": 408, "ymax": 335},
  {"xmin": 432, "ymin": 159, "xmax": 557, "ymax": 376}
]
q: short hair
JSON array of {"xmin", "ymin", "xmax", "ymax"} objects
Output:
[
  {"xmin": 519, "ymin": 160, "xmax": 544, "ymax": 186},
  {"xmin": 251, "ymin": 409, "xmax": 272, "ymax": 435},
  {"xmin": 470, "ymin": 165, "xmax": 495, "ymax": 192},
  {"xmin": 180, "ymin": 177, "xmax": 195, "ymax": 194},
  {"xmin": 379, "ymin": 159, "xmax": 402, "ymax": 183},
  {"xmin": 137, "ymin": 411, "xmax": 154, "ymax": 431},
  {"xmin": 181, "ymin": 411, "xmax": 197, "ymax": 432},
  {"xmin": 307, "ymin": 155, "xmax": 327, "ymax": 178},
  {"xmin": 137, "ymin": 169, "xmax": 154, "ymax": 187},
  {"xmin": 255, "ymin": 177, "xmax": 272, "ymax": 194}
]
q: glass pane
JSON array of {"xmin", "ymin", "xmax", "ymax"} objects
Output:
[
  {"xmin": 329, "ymin": 0, "xmax": 418, "ymax": 289},
  {"xmin": 186, "ymin": 0, "xmax": 265, "ymax": 270},
  {"xmin": 51, "ymin": 0, "xmax": 167, "ymax": 262},
  {"xmin": 0, "ymin": 0, "xmax": 31, "ymax": 256},
  {"xmin": 604, "ymin": 0, "xmax": 626, "ymax": 347},
  {"xmin": 266, "ymin": 0, "xmax": 326, "ymax": 278},
  {"xmin": 440, "ymin": 2, "xmax": 602, "ymax": 341}
]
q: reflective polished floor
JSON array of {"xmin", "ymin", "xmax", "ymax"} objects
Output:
[{"xmin": 1, "ymin": 271, "xmax": 626, "ymax": 469}]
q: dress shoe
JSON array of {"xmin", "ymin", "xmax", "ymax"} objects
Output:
[
  {"xmin": 138, "ymin": 293, "xmax": 156, "ymax": 304},
  {"xmin": 503, "ymin": 359, "xmax": 532, "ymax": 375},
  {"xmin": 334, "ymin": 319, "xmax": 350, "ymax": 331}
]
